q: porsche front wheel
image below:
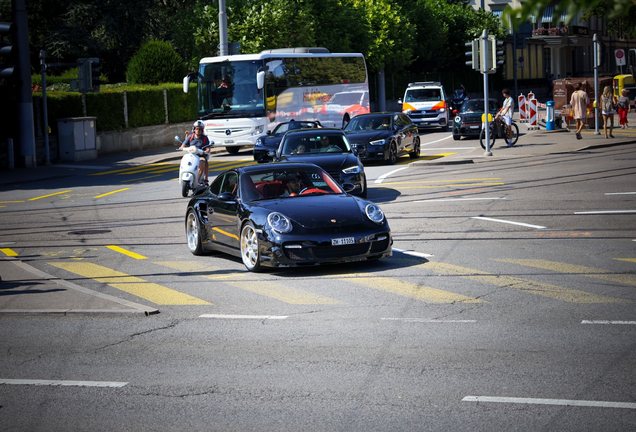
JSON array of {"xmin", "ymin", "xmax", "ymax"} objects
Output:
[
  {"xmin": 240, "ymin": 222, "xmax": 262, "ymax": 272},
  {"xmin": 186, "ymin": 209, "xmax": 204, "ymax": 255}
]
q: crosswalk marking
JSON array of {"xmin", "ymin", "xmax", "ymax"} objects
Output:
[
  {"xmin": 49, "ymin": 262, "xmax": 211, "ymax": 305},
  {"xmin": 497, "ymin": 259, "xmax": 636, "ymax": 287},
  {"xmin": 155, "ymin": 261, "xmax": 342, "ymax": 304},
  {"xmin": 422, "ymin": 262, "xmax": 629, "ymax": 303},
  {"xmin": 347, "ymin": 275, "xmax": 485, "ymax": 303}
]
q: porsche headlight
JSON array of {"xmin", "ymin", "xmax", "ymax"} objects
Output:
[
  {"xmin": 455, "ymin": 116, "xmax": 462, "ymax": 123},
  {"xmin": 369, "ymin": 139, "xmax": 386, "ymax": 146},
  {"xmin": 255, "ymin": 137, "xmax": 263, "ymax": 146},
  {"xmin": 267, "ymin": 212, "xmax": 292, "ymax": 233},
  {"xmin": 342, "ymin": 165, "xmax": 361, "ymax": 174},
  {"xmin": 365, "ymin": 203, "xmax": 385, "ymax": 224}
]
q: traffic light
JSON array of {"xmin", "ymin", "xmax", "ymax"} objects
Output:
[
  {"xmin": 465, "ymin": 39, "xmax": 480, "ymax": 71},
  {"xmin": 494, "ymin": 39, "xmax": 505, "ymax": 68},
  {"xmin": 88, "ymin": 58, "xmax": 101, "ymax": 91},
  {"xmin": 0, "ymin": 21, "xmax": 17, "ymax": 80}
]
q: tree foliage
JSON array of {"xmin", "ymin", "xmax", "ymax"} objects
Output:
[{"xmin": 126, "ymin": 41, "xmax": 185, "ymax": 85}]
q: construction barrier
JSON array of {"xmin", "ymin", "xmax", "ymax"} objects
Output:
[
  {"xmin": 518, "ymin": 94, "xmax": 527, "ymax": 122},
  {"xmin": 527, "ymin": 97, "xmax": 539, "ymax": 130}
]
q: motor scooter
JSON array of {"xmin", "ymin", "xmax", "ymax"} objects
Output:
[{"xmin": 175, "ymin": 136, "xmax": 213, "ymax": 197}]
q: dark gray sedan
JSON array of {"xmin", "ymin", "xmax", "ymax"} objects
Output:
[{"xmin": 344, "ymin": 112, "xmax": 420, "ymax": 164}]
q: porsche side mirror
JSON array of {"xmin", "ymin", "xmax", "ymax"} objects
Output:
[{"xmin": 218, "ymin": 192, "xmax": 236, "ymax": 203}]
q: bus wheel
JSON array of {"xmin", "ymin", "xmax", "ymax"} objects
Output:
[{"xmin": 226, "ymin": 147, "xmax": 240, "ymax": 155}]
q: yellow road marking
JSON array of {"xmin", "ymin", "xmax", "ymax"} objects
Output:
[
  {"xmin": 226, "ymin": 280, "xmax": 343, "ymax": 304},
  {"xmin": 381, "ymin": 178, "xmax": 501, "ymax": 185},
  {"xmin": 105, "ymin": 245, "xmax": 147, "ymax": 260},
  {"xmin": 28, "ymin": 190, "xmax": 72, "ymax": 201},
  {"xmin": 347, "ymin": 275, "xmax": 485, "ymax": 303},
  {"xmin": 95, "ymin": 188, "xmax": 130, "ymax": 198},
  {"xmin": 49, "ymin": 262, "xmax": 211, "ymax": 305},
  {"xmin": 89, "ymin": 163, "xmax": 173, "ymax": 176},
  {"xmin": 121, "ymin": 174, "xmax": 163, "ymax": 182},
  {"xmin": 383, "ymin": 183, "xmax": 504, "ymax": 190},
  {"xmin": 156, "ymin": 261, "xmax": 342, "ymax": 304},
  {"xmin": 497, "ymin": 259, "xmax": 636, "ymax": 287},
  {"xmin": 422, "ymin": 262, "xmax": 629, "ymax": 303},
  {"xmin": 1, "ymin": 248, "xmax": 18, "ymax": 257},
  {"xmin": 0, "ymin": 200, "xmax": 25, "ymax": 203},
  {"xmin": 615, "ymin": 258, "xmax": 636, "ymax": 263}
]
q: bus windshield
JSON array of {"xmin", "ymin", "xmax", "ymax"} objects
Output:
[{"xmin": 197, "ymin": 60, "xmax": 266, "ymax": 119}]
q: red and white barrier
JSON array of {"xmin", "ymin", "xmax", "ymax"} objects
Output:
[
  {"xmin": 527, "ymin": 97, "xmax": 539, "ymax": 130},
  {"xmin": 518, "ymin": 94, "xmax": 527, "ymax": 123}
]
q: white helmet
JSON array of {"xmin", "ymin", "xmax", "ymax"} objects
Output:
[{"xmin": 193, "ymin": 120, "xmax": 205, "ymax": 129}]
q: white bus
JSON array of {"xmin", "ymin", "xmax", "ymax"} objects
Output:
[{"xmin": 183, "ymin": 47, "xmax": 369, "ymax": 154}]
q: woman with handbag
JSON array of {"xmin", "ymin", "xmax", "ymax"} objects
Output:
[
  {"xmin": 617, "ymin": 88, "xmax": 631, "ymax": 129},
  {"xmin": 601, "ymin": 86, "xmax": 617, "ymax": 138}
]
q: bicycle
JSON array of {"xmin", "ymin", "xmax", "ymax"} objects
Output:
[{"xmin": 479, "ymin": 115, "xmax": 519, "ymax": 149}]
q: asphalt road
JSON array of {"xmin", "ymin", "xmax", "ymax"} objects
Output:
[{"xmin": 1, "ymin": 130, "xmax": 635, "ymax": 431}]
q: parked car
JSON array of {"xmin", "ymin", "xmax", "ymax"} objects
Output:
[
  {"xmin": 452, "ymin": 98, "xmax": 500, "ymax": 140},
  {"xmin": 253, "ymin": 120, "xmax": 322, "ymax": 163},
  {"xmin": 185, "ymin": 163, "xmax": 392, "ymax": 271},
  {"xmin": 274, "ymin": 128, "xmax": 367, "ymax": 197},
  {"xmin": 344, "ymin": 112, "xmax": 420, "ymax": 164}
]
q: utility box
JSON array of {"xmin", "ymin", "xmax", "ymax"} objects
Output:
[{"xmin": 57, "ymin": 117, "xmax": 97, "ymax": 161}]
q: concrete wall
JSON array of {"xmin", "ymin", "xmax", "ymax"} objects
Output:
[{"xmin": 97, "ymin": 122, "xmax": 192, "ymax": 155}]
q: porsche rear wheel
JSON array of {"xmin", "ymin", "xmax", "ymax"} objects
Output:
[
  {"xmin": 240, "ymin": 222, "xmax": 262, "ymax": 272},
  {"xmin": 186, "ymin": 209, "xmax": 204, "ymax": 255}
]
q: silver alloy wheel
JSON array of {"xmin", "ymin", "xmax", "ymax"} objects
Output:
[
  {"xmin": 240, "ymin": 222, "xmax": 260, "ymax": 271},
  {"xmin": 186, "ymin": 210, "xmax": 202, "ymax": 255}
]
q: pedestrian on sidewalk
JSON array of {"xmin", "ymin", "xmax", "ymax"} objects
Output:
[
  {"xmin": 601, "ymin": 86, "xmax": 616, "ymax": 138},
  {"xmin": 570, "ymin": 83, "xmax": 589, "ymax": 140},
  {"xmin": 617, "ymin": 88, "xmax": 631, "ymax": 129}
]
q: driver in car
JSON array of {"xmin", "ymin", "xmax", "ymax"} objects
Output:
[{"xmin": 282, "ymin": 175, "xmax": 303, "ymax": 197}]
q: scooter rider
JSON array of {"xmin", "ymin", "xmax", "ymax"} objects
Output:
[{"xmin": 179, "ymin": 120, "xmax": 212, "ymax": 185}]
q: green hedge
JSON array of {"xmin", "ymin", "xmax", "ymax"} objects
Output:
[{"xmin": 33, "ymin": 83, "xmax": 197, "ymax": 133}]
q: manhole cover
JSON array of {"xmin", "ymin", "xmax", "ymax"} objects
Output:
[{"xmin": 68, "ymin": 230, "xmax": 112, "ymax": 235}]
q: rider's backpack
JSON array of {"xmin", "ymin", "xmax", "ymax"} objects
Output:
[{"xmin": 602, "ymin": 95, "xmax": 613, "ymax": 113}]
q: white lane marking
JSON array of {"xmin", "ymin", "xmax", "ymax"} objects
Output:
[
  {"xmin": 415, "ymin": 197, "xmax": 506, "ymax": 203},
  {"xmin": 382, "ymin": 318, "xmax": 476, "ymax": 323},
  {"xmin": 375, "ymin": 167, "xmax": 408, "ymax": 184},
  {"xmin": 423, "ymin": 147, "xmax": 475, "ymax": 150},
  {"xmin": 462, "ymin": 395, "xmax": 636, "ymax": 409},
  {"xmin": 419, "ymin": 135, "xmax": 453, "ymax": 146},
  {"xmin": 605, "ymin": 192, "xmax": 636, "ymax": 195},
  {"xmin": 0, "ymin": 379, "xmax": 128, "ymax": 388},
  {"xmin": 393, "ymin": 248, "xmax": 434, "ymax": 258},
  {"xmin": 472, "ymin": 216, "xmax": 546, "ymax": 229},
  {"xmin": 582, "ymin": 320, "xmax": 636, "ymax": 325},
  {"xmin": 199, "ymin": 314, "xmax": 288, "ymax": 320},
  {"xmin": 575, "ymin": 210, "xmax": 636, "ymax": 214}
]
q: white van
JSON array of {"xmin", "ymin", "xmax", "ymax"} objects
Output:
[{"xmin": 399, "ymin": 82, "xmax": 450, "ymax": 130}]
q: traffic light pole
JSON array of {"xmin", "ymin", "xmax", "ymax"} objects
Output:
[
  {"xmin": 13, "ymin": 0, "xmax": 36, "ymax": 167},
  {"xmin": 482, "ymin": 30, "xmax": 492, "ymax": 156},
  {"xmin": 593, "ymin": 34, "xmax": 600, "ymax": 135}
]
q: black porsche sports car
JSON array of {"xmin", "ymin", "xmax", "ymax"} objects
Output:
[
  {"xmin": 274, "ymin": 128, "xmax": 367, "ymax": 197},
  {"xmin": 185, "ymin": 163, "xmax": 392, "ymax": 272},
  {"xmin": 343, "ymin": 112, "xmax": 420, "ymax": 164},
  {"xmin": 452, "ymin": 99, "xmax": 500, "ymax": 140},
  {"xmin": 253, "ymin": 120, "xmax": 322, "ymax": 163}
]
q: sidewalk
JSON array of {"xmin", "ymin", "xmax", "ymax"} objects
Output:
[{"xmin": 1, "ymin": 117, "xmax": 635, "ymax": 316}]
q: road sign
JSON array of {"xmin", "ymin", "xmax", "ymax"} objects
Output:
[
  {"xmin": 615, "ymin": 49, "xmax": 626, "ymax": 66},
  {"xmin": 518, "ymin": 56, "xmax": 524, "ymax": 68}
]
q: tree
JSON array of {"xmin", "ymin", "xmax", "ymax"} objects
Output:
[{"xmin": 503, "ymin": 0, "xmax": 636, "ymax": 30}]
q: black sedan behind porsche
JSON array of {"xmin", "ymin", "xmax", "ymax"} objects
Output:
[
  {"xmin": 344, "ymin": 112, "xmax": 420, "ymax": 164},
  {"xmin": 253, "ymin": 120, "xmax": 322, "ymax": 163},
  {"xmin": 452, "ymin": 99, "xmax": 500, "ymax": 140},
  {"xmin": 185, "ymin": 163, "xmax": 392, "ymax": 272},
  {"xmin": 274, "ymin": 128, "xmax": 367, "ymax": 197}
]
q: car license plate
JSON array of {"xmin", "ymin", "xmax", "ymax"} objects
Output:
[
  {"xmin": 420, "ymin": 122, "xmax": 428, "ymax": 125},
  {"xmin": 470, "ymin": 125, "xmax": 479, "ymax": 129},
  {"xmin": 332, "ymin": 237, "xmax": 355, "ymax": 246},
  {"xmin": 225, "ymin": 140, "xmax": 234, "ymax": 144}
]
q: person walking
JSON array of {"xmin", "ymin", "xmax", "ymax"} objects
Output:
[
  {"xmin": 570, "ymin": 83, "xmax": 589, "ymax": 140},
  {"xmin": 601, "ymin": 86, "xmax": 617, "ymax": 139},
  {"xmin": 617, "ymin": 88, "xmax": 631, "ymax": 129}
]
